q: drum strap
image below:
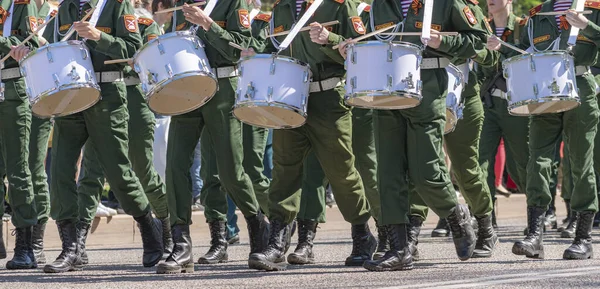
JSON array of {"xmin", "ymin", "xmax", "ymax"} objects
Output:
[
  {"xmin": 513, "ymin": 17, "xmax": 521, "ymax": 46},
  {"xmin": 2, "ymin": 1, "xmax": 13, "ymax": 38},
  {"xmin": 39, "ymin": 8, "xmax": 58, "ymax": 36}
]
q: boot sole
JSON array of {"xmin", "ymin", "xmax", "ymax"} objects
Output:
[
  {"xmin": 512, "ymin": 244, "xmax": 544, "ymax": 259},
  {"xmin": 287, "ymin": 254, "xmax": 314, "ymax": 265},
  {"xmin": 43, "ymin": 265, "xmax": 83, "ymax": 273},
  {"xmin": 431, "ymin": 231, "xmax": 449, "ymax": 237},
  {"xmin": 248, "ymin": 259, "xmax": 287, "ymax": 271},
  {"xmin": 363, "ymin": 262, "xmax": 414, "ymax": 272},
  {"xmin": 563, "ymin": 251, "xmax": 593, "ymax": 260},
  {"xmin": 372, "ymin": 252, "xmax": 385, "ymax": 261},
  {"xmin": 197, "ymin": 257, "xmax": 228, "ymax": 264},
  {"xmin": 156, "ymin": 263, "xmax": 194, "ymax": 274},
  {"xmin": 6, "ymin": 264, "xmax": 37, "ymax": 270}
]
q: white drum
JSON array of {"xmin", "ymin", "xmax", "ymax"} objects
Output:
[
  {"xmin": 444, "ymin": 63, "xmax": 465, "ymax": 134},
  {"xmin": 344, "ymin": 41, "xmax": 423, "ymax": 109},
  {"xmin": 503, "ymin": 51, "xmax": 579, "ymax": 116},
  {"xmin": 20, "ymin": 40, "xmax": 100, "ymax": 118},
  {"xmin": 133, "ymin": 30, "xmax": 217, "ymax": 116},
  {"xmin": 234, "ymin": 54, "xmax": 312, "ymax": 129}
]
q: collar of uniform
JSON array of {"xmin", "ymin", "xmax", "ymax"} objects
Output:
[{"xmin": 39, "ymin": 1, "xmax": 52, "ymax": 18}]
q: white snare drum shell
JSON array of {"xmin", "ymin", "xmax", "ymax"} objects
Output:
[
  {"xmin": 133, "ymin": 31, "xmax": 218, "ymax": 116},
  {"xmin": 345, "ymin": 41, "xmax": 423, "ymax": 110},
  {"xmin": 234, "ymin": 54, "xmax": 311, "ymax": 129},
  {"xmin": 503, "ymin": 51, "xmax": 580, "ymax": 116},
  {"xmin": 444, "ymin": 64, "xmax": 464, "ymax": 134},
  {"xmin": 20, "ymin": 41, "xmax": 100, "ymax": 118}
]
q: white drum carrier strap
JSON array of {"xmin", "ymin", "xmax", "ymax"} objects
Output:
[
  {"xmin": 249, "ymin": 8, "xmax": 260, "ymax": 23},
  {"xmin": 568, "ymin": 0, "xmax": 585, "ymax": 46},
  {"xmin": 87, "ymin": 0, "xmax": 108, "ymax": 29},
  {"xmin": 276, "ymin": 0, "xmax": 323, "ymax": 51},
  {"xmin": 357, "ymin": 2, "xmax": 368, "ymax": 15},
  {"xmin": 39, "ymin": 9, "xmax": 58, "ymax": 36},
  {"xmin": 3, "ymin": 1, "xmax": 13, "ymax": 38}
]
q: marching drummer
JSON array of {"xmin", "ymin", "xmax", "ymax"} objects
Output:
[
  {"xmin": 11, "ymin": 0, "xmax": 165, "ymax": 273},
  {"xmin": 152, "ymin": 0, "xmax": 269, "ymax": 275},
  {"xmin": 75, "ymin": 0, "xmax": 172, "ymax": 268},
  {"xmin": 507, "ymin": 2, "xmax": 600, "ymax": 260},
  {"xmin": 337, "ymin": 0, "xmax": 495, "ymax": 271},
  {"xmin": 0, "ymin": 0, "xmax": 43, "ymax": 271},
  {"xmin": 408, "ymin": 0, "xmax": 498, "ymax": 260},
  {"xmin": 477, "ymin": 0, "xmax": 530, "ymax": 239}
]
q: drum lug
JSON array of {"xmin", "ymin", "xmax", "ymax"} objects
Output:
[
  {"xmin": 303, "ymin": 70, "xmax": 309, "ymax": 83},
  {"xmin": 147, "ymin": 71, "xmax": 158, "ymax": 85},
  {"xmin": 158, "ymin": 40, "xmax": 165, "ymax": 55},
  {"xmin": 141, "ymin": 83, "xmax": 149, "ymax": 94},
  {"xmin": 568, "ymin": 82, "xmax": 574, "ymax": 94},
  {"xmin": 67, "ymin": 66, "xmax": 80, "ymax": 81},
  {"xmin": 503, "ymin": 68, "xmax": 508, "ymax": 79},
  {"xmin": 245, "ymin": 82, "xmax": 255, "ymax": 99},
  {"xmin": 85, "ymin": 70, "xmax": 93, "ymax": 82},
  {"xmin": 417, "ymin": 80, "xmax": 422, "ymax": 92},
  {"xmin": 301, "ymin": 94, "xmax": 307, "ymax": 107},
  {"xmin": 239, "ymin": 66, "xmax": 243, "ymax": 77},
  {"xmin": 80, "ymin": 46, "xmax": 88, "ymax": 60},
  {"xmin": 386, "ymin": 74, "xmax": 393, "ymax": 90},
  {"xmin": 46, "ymin": 49, "xmax": 53, "ymax": 63},
  {"xmin": 350, "ymin": 76, "xmax": 356, "ymax": 89},
  {"xmin": 270, "ymin": 60, "xmax": 276, "ymax": 75},
  {"xmin": 529, "ymin": 56, "xmax": 536, "ymax": 72},
  {"xmin": 20, "ymin": 66, "xmax": 26, "ymax": 77},
  {"xmin": 267, "ymin": 86, "xmax": 273, "ymax": 102},
  {"xmin": 401, "ymin": 72, "xmax": 415, "ymax": 89},
  {"xmin": 387, "ymin": 46, "xmax": 393, "ymax": 62},
  {"xmin": 165, "ymin": 64, "xmax": 173, "ymax": 78},
  {"xmin": 134, "ymin": 63, "xmax": 141, "ymax": 74},
  {"xmin": 454, "ymin": 76, "xmax": 461, "ymax": 90},
  {"xmin": 533, "ymin": 83, "xmax": 539, "ymax": 97},
  {"xmin": 0, "ymin": 83, "xmax": 5, "ymax": 102},
  {"xmin": 548, "ymin": 78, "xmax": 560, "ymax": 94},
  {"xmin": 506, "ymin": 91, "xmax": 511, "ymax": 101},
  {"xmin": 53, "ymin": 73, "xmax": 60, "ymax": 87},
  {"xmin": 351, "ymin": 51, "xmax": 356, "ymax": 64},
  {"xmin": 457, "ymin": 105, "xmax": 464, "ymax": 120},
  {"xmin": 417, "ymin": 56, "xmax": 422, "ymax": 68}
]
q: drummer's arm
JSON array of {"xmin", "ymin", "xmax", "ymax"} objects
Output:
[
  {"xmin": 0, "ymin": 3, "xmax": 39, "ymax": 53},
  {"xmin": 86, "ymin": 1, "xmax": 143, "ymax": 60},
  {"xmin": 580, "ymin": 11, "xmax": 600, "ymax": 47},
  {"xmin": 143, "ymin": 22, "xmax": 160, "ymax": 44},
  {"xmin": 318, "ymin": 1, "xmax": 364, "ymax": 62},
  {"xmin": 246, "ymin": 17, "xmax": 275, "ymax": 54}
]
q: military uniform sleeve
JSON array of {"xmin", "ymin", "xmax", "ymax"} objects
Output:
[
  {"xmin": 247, "ymin": 14, "xmax": 276, "ymax": 54},
  {"xmin": 87, "ymin": 0, "xmax": 143, "ymax": 59},
  {"xmin": 435, "ymin": 0, "xmax": 494, "ymax": 66},
  {"xmin": 319, "ymin": 0, "xmax": 365, "ymax": 62},
  {"xmin": 140, "ymin": 19, "xmax": 160, "ymax": 43},
  {"xmin": 0, "ymin": 2, "xmax": 40, "ymax": 55},
  {"xmin": 200, "ymin": 0, "xmax": 264, "ymax": 62},
  {"xmin": 580, "ymin": 10, "xmax": 600, "ymax": 47}
]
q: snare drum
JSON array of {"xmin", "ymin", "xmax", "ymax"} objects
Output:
[
  {"xmin": 133, "ymin": 30, "xmax": 218, "ymax": 116},
  {"xmin": 20, "ymin": 41, "xmax": 101, "ymax": 118},
  {"xmin": 503, "ymin": 51, "xmax": 579, "ymax": 116},
  {"xmin": 233, "ymin": 54, "xmax": 312, "ymax": 129},
  {"xmin": 444, "ymin": 64, "xmax": 465, "ymax": 134},
  {"xmin": 344, "ymin": 41, "xmax": 423, "ymax": 109}
]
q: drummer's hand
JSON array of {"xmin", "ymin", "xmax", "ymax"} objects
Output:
[
  {"xmin": 9, "ymin": 45, "xmax": 30, "ymax": 61},
  {"xmin": 423, "ymin": 29, "xmax": 442, "ymax": 49},
  {"xmin": 309, "ymin": 22, "xmax": 329, "ymax": 45},
  {"xmin": 182, "ymin": 3, "xmax": 213, "ymax": 31},
  {"xmin": 72, "ymin": 21, "xmax": 102, "ymax": 41},
  {"xmin": 338, "ymin": 38, "xmax": 352, "ymax": 59},
  {"xmin": 487, "ymin": 36, "xmax": 502, "ymax": 51},
  {"xmin": 241, "ymin": 47, "xmax": 256, "ymax": 58},
  {"xmin": 565, "ymin": 9, "xmax": 589, "ymax": 29}
]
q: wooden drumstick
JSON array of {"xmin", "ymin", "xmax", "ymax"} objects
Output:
[
  {"xmin": 60, "ymin": 7, "xmax": 96, "ymax": 42},
  {"xmin": 381, "ymin": 32, "xmax": 459, "ymax": 36},
  {"xmin": 104, "ymin": 58, "xmax": 133, "ymax": 65},
  {"xmin": 228, "ymin": 42, "xmax": 244, "ymax": 50},
  {"xmin": 154, "ymin": 2, "xmax": 206, "ymax": 14},
  {"xmin": 537, "ymin": 10, "xmax": 591, "ymax": 16},
  {"xmin": 0, "ymin": 13, "xmax": 58, "ymax": 63},
  {"xmin": 492, "ymin": 35, "xmax": 528, "ymax": 54},
  {"xmin": 266, "ymin": 20, "xmax": 340, "ymax": 37},
  {"xmin": 331, "ymin": 25, "xmax": 395, "ymax": 50}
]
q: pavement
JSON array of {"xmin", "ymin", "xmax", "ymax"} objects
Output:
[{"xmin": 1, "ymin": 194, "xmax": 600, "ymax": 289}]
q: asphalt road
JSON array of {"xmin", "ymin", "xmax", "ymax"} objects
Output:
[{"xmin": 1, "ymin": 195, "xmax": 599, "ymax": 289}]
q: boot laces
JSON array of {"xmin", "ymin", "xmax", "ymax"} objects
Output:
[
  {"xmin": 574, "ymin": 213, "xmax": 593, "ymax": 243},
  {"xmin": 447, "ymin": 213, "xmax": 465, "ymax": 239}
]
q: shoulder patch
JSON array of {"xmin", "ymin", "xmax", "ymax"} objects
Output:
[
  {"xmin": 123, "ymin": 14, "xmax": 138, "ymax": 32},
  {"xmin": 468, "ymin": 0, "xmax": 478, "ymax": 5},
  {"xmin": 333, "ymin": 0, "xmax": 344, "ymax": 4},
  {"xmin": 577, "ymin": 34, "xmax": 594, "ymax": 43},
  {"xmin": 463, "ymin": 7, "xmax": 477, "ymax": 25},
  {"xmin": 138, "ymin": 17, "xmax": 154, "ymax": 26},
  {"xmin": 29, "ymin": 16, "xmax": 38, "ymax": 31},
  {"xmin": 529, "ymin": 4, "xmax": 542, "ymax": 16},
  {"xmin": 350, "ymin": 16, "xmax": 365, "ymax": 34},
  {"xmin": 15, "ymin": 0, "xmax": 30, "ymax": 4},
  {"xmin": 585, "ymin": 0, "xmax": 600, "ymax": 9},
  {"xmin": 238, "ymin": 9, "xmax": 250, "ymax": 28},
  {"xmin": 363, "ymin": 4, "xmax": 371, "ymax": 12},
  {"xmin": 0, "ymin": 7, "xmax": 7, "ymax": 25},
  {"xmin": 533, "ymin": 34, "xmax": 550, "ymax": 44},
  {"xmin": 255, "ymin": 13, "xmax": 271, "ymax": 22}
]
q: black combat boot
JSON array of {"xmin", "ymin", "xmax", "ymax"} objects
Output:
[
  {"xmin": 407, "ymin": 216, "xmax": 422, "ymax": 261},
  {"xmin": 159, "ymin": 216, "xmax": 174, "ymax": 260},
  {"xmin": 6, "ymin": 226, "xmax": 36, "ymax": 269},
  {"xmin": 491, "ymin": 204, "xmax": 498, "ymax": 229},
  {"xmin": 156, "ymin": 225, "xmax": 194, "ymax": 274},
  {"xmin": 372, "ymin": 220, "xmax": 389, "ymax": 261},
  {"xmin": 287, "ymin": 219, "xmax": 317, "ymax": 264},
  {"xmin": 248, "ymin": 220, "xmax": 289, "ymax": 271},
  {"xmin": 561, "ymin": 212, "xmax": 578, "ymax": 238},
  {"xmin": 77, "ymin": 221, "xmax": 91, "ymax": 265},
  {"xmin": 363, "ymin": 224, "xmax": 413, "ymax": 271},
  {"xmin": 558, "ymin": 200, "xmax": 572, "ymax": 232},
  {"xmin": 512, "ymin": 206, "xmax": 545, "ymax": 259},
  {"xmin": 32, "ymin": 222, "xmax": 46, "ymax": 264},
  {"xmin": 198, "ymin": 221, "xmax": 228, "ymax": 264},
  {"xmin": 345, "ymin": 223, "xmax": 377, "ymax": 266},
  {"xmin": 43, "ymin": 220, "xmax": 82, "ymax": 273},
  {"xmin": 0, "ymin": 221, "xmax": 6, "ymax": 259},
  {"xmin": 431, "ymin": 218, "xmax": 450, "ymax": 237},
  {"xmin": 134, "ymin": 211, "xmax": 164, "ymax": 267},
  {"xmin": 472, "ymin": 214, "xmax": 498, "ymax": 258},
  {"xmin": 446, "ymin": 204, "xmax": 476, "ymax": 261},
  {"xmin": 246, "ymin": 212, "xmax": 270, "ymax": 255},
  {"xmin": 563, "ymin": 211, "xmax": 594, "ymax": 259}
]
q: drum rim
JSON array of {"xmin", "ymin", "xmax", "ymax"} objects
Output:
[
  {"xmin": 20, "ymin": 40, "xmax": 89, "ymax": 65},
  {"xmin": 507, "ymin": 96, "xmax": 581, "ymax": 116},
  {"xmin": 30, "ymin": 82, "xmax": 101, "ymax": 118},
  {"xmin": 344, "ymin": 90, "xmax": 422, "ymax": 110},
  {"xmin": 145, "ymin": 71, "xmax": 218, "ymax": 116},
  {"xmin": 503, "ymin": 50, "xmax": 573, "ymax": 66},
  {"xmin": 239, "ymin": 53, "xmax": 312, "ymax": 72},
  {"xmin": 233, "ymin": 101, "xmax": 308, "ymax": 129},
  {"xmin": 444, "ymin": 108, "xmax": 459, "ymax": 134},
  {"xmin": 133, "ymin": 30, "xmax": 203, "ymax": 63},
  {"xmin": 445, "ymin": 63, "xmax": 465, "ymax": 85},
  {"xmin": 348, "ymin": 40, "xmax": 423, "ymax": 52}
]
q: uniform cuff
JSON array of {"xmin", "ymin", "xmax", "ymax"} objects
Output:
[
  {"xmin": 204, "ymin": 21, "xmax": 223, "ymax": 41},
  {"xmin": 582, "ymin": 21, "xmax": 600, "ymax": 43},
  {"xmin": 436, "ymin": 35, "xmax": 455, "ymax": 54},
  {"xmin": 327, "ymin": 32, "xmax": 343, "ymax": 46},
  {"xmin": 90, "ymin": 32, "xmax": 114, "ymax": 53}
]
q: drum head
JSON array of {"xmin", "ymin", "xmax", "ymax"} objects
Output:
[
  {"xmin": 445, "ymin": 109, "xmax": 458, "ymax": 134},
  {"xmin": 509, "ymin": 99, "xmax": 580, "ymax": 116},
  {"xmin": 32, "ymin": 87, "xmax": 100, "ymax": 118},
  {"xmin": 148, "ymin": 75, "xmax": 218, "ymax": 116},
  {"xmin": 233, "ymin": 105, "xmax": 306, "ymax": 129},
  {"xmin": 346, "ymin": 95, "xmax": 421, "ymax": 110}
]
